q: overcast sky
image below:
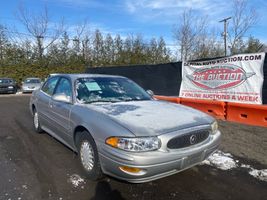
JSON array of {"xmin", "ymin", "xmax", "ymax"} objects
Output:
[{"xmin": 1, "ymin": 0, "xmax": 266, "ymax": 45}]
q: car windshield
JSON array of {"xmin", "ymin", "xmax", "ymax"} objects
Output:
[
  {"xmin": 0, "ymin": 79, "xmax": 13, "ymax": 84},
  {"xmin": 25, "ymin": 79, "xmax": 41, "ymax": 84},
  {"xmin": 75, "ymin": 77, "xmax": 152, "ymax": 103}
]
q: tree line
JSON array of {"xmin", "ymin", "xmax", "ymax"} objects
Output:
[{"xmin": 0, "ymin": 24, "xmax": 171, "ymax": 82}]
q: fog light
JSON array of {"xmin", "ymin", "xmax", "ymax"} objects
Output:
[{"xmin": 119, "ymin": 166, "xmax": 146, "ymax": 175}]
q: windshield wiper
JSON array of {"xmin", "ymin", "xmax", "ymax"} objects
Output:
[
  {"xmin": 122, "ymin": 97, "xmax": 151, "ymax": 102},
  {"xmin": 85, "ymin": 99, "xmax": 120, "ymax": 104}
]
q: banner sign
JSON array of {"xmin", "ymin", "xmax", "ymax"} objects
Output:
[{"xmin": 179, "ymin": 53, "xmax": 265, "ymax": 104}]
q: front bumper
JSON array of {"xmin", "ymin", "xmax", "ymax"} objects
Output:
[
  {"xmin": 0, "ymin": 87, "xmax": 16, "ymax": 94},
  {"xmin": 99, "ymin": 129, "xmax": 221, "ymax": 183},
  {"xmin": 22, "ymin": 87, "xmax": 38, "ymax": 93}
]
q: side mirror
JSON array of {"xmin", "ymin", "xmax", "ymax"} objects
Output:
[
  {"xmin": 146, "ymin": 90, "xmax": 154, "ymax": 96},
  {"xmin": 52, "ymin": 93, "xmax": 71, "ymax": 104}
]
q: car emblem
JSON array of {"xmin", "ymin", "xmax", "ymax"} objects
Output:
[{"xmin": 190, "ymin": 134, "xmax": 197, "ymax": 145}]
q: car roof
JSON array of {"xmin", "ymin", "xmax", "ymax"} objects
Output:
[{"xmin": 52, "ymin": 73, "xmax": 126, "ymax": 81}]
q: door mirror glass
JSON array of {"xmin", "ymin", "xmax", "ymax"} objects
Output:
[
  {"xmin": 52, "ymin": 93, "xmax": 71, "ymax": 104},
  {"xmin": 146, "ymin": 90, "xmax": 154, "ymax": 96}
]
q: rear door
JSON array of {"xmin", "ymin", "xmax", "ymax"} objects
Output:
[{"xmin": 37, "ymin": 76, "xmax": 60, "ymax": 130}]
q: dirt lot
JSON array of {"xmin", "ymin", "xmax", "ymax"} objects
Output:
[{"xmin": 0, "ymin": 95, "xmax": 266, "ymax": 200}]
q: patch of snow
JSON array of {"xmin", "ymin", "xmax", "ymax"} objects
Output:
[
  {"xmin": 202, "ymin": 150, "xmax": 237, "ymax": 170},
  {"xmin": 22, "ymin": 185, "xmax": 28, "ymax": 189},
  {"xmin": 16, "ymin": 92, "xmax": 22, "ymax": 95},
  {"xmin": 240, "ymin": 164, "xmax": 251, "ymax": 169},
  {"xmin": 249, "ymin": 169, "xmax": 267, "ymax": 182},
  {"xmin": 203, "ymin": 151, "xmax": 267, "ymax": 182},
  {"xmin": 68, "ymin": 174, "xmax": 85, "ymax": 188}
]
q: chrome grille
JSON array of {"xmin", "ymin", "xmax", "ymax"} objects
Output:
[{"xmin": 167, "ymin": 129, "xmax": 210, "ymax": 149}]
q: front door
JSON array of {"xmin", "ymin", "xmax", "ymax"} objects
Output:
[{"xmin": 48, "ymin": 77, "xmax": 73, "ymax": 144}]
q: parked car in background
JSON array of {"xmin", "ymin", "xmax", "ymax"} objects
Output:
[
  {"xmin": 22, "ymin": 78, "xmax": 42, "ymax": 93},
  {"xmin": 30, "ymin": 74, "xmax": 221, "ymax": 183},
  {"xmin": 0, "ymin": 78, "xmax": 17, "ymax": 94}
]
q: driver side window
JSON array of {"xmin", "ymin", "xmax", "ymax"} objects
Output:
[
  {"xmin": 54, "ymin": 78, "xmax": 72, "ymax": 99},
  {"xmin": 41, "ymin": 77, "xmax": 59, "ymax": 96}
]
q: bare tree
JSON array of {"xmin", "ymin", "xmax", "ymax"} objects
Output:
[
  {"xmin": 228, "ymin": 0, "xmax": 258, "ymax": 54},
  {"xmin": 70, "ymin": 20, "xmax": 92, "ymax": 63},
  {"xmin": 173, "ymin": 9, "xmax": 207, "ymax": 61},
  {"xmin": 193, "ymin": 28, "xmax": 225, "ymax": 59},
  {"xmin": 16, "ymin": 4, "xmax": 64, "ymax": 60}
]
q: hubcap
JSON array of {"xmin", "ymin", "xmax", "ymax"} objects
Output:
[
  {"xmin": 34, "ymin": 112, "xmax": 39, "ymax": 129},
  {"xmin": 80, "ymin": 141, "xmax": 95, "ymax": 171}
]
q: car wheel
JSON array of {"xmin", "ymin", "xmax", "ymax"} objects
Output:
[
  {"xmin": 76, "ymin": 131, "xmax": 103, "ymax": 180},
  {"xmin": 33, "ymin": 109, "xmax": 43, "ymax": 133}
]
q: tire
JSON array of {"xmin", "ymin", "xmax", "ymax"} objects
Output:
[
  {"xmin": 76, "ymin": 131, "xmax": 103, "ymax": 180},
  {"xmin": 33, "ymin": 108, "xmax": 43, "ymax": 133}
]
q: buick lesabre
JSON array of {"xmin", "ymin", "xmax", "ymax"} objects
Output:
[{"xmin": 30, "ymin": 74, "xmax": 221, "ymax": 183}]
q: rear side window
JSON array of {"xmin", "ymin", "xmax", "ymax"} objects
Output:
[{"xmin": 41, "ymin": 77, "xmax": 59, "ymax": 96}]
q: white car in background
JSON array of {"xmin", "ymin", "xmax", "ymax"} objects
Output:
[{"xmin": 22, "ymin": 78, "xmax": 42, "ymax": 93}]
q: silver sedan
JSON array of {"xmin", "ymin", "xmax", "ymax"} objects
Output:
[
  {"xmin": 30, "ymin": 74, "xmax": 221, "ymax": 183},
  {"xmin": 22, "ymin": 78, "xmax": 42, "ymax": 93}
]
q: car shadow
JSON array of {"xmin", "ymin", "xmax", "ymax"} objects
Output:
[{"xmin": 90, "ymin": 180, "xmax": 125, "ymax": 200}]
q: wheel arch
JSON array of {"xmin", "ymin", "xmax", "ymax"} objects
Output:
[{"xmin": 73, "ymin": 125, "xmax": 92, "ymax": 147}]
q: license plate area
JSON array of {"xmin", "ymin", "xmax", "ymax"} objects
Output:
[{"xmin": 183, "ymin": 152, "xmax": 203, "ymax": 168}]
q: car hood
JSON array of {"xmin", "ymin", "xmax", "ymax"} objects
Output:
[{"xmin": 86, "ymin": 100, "xmax": 213, "ymax": 136}]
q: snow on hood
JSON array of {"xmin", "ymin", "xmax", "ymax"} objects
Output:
[{"xmin": 88, "ymin": 100, "xmax": 213, "ymax": 136}]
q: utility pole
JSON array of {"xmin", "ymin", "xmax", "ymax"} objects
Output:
[{"xmin": 219, "ymin": 17, "xmax": 231, "ymax": 56}]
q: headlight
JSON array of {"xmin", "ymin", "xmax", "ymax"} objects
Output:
[
  {"xmin": 106, "ymin": 136, "xmax": 161, "ymax": 152},
  {"xmin": 211, "ymin": 121, "xmax": 218, "ymax": 134},
  {"xmin": 8, "ymin": 86, "xmax": 14, "ymax": 89}
]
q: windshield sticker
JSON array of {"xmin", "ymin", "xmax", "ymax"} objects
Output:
[{"xmin": 85, "ymin": 82, "xmax": 101, "ymax": 91}]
